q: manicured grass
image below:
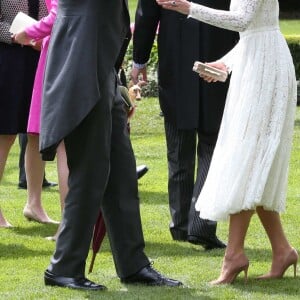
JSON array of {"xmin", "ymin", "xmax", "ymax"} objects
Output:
[
  {"xmin": 0, "ymin": 99, "xmax": 299, "ymax": 299},
  {"xmin": 128, "ymin": 0, "xmax": 138, "ymax": 20},
  {"xmin": 280, "ymin": 20, "xmax": 300, "ymax": 36}
]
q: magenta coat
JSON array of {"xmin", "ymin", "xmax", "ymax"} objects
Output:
[{"xmin": 25, "ymin": 0, "xmax": 57, "ymax": 134}]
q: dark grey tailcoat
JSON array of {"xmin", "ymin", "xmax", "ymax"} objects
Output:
[
  {"xmin": 40, "ymin": 0, "xmax": 150, "ymax": 279},
  {"xmin": 133, "ymin": 0, "xmax": 238, "ymax": 132},
  {"xmin": 40, "ymin": 0, "xmax": 130, "ymax": 159}
]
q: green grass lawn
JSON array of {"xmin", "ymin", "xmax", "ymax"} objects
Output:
[
  {"xmin": 0, "ymin": 2, "xmax": 299, "ymax": 298},
  {"xmin": 128, "ymin": 0, "xmax": 138, "ymax": 20},
  {"xmin": 1, "ymin": 99, "xmax": 299, "ymax": 299},
  {"xmin": 280, "ymin": 20, "xmax": 300, "ymax": 36}
]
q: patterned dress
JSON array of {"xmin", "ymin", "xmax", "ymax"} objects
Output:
[
  {"xmin": 0, "ymin": 0, "xmax": 47, "ymax": 134},
  {"xmin": 192, "ymin": 0, "xmax": 297, "ymax": 221}
]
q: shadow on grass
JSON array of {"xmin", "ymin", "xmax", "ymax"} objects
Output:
[
  {"xmin": 0, "ymin": 243, "xmax": 51, "ymax": 258},
  {"xmin": 59, "ymin": 287, "xmax": 208, "ymax": 300},
  {"xmin": 230, "ymin": 276, "xmax": 300, "ymax": 297},
  {"xmin": 9, "ymin": 223, "xmax": 59, "ymax": 238},
  {"xmin": 139, "ymin": 190, "xmax": 168, "ymax": 205},
  {"xmin": 96, "ymin": 239, "xmax": 295, "ymax": 266}
]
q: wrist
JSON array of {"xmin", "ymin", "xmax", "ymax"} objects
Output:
[{"xmin": 133, "ymin": 61, "xmax": 146, "ymax": 69}]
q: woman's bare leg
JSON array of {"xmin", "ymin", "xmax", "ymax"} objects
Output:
[
  {"xmin": 0, "ymin": 135, "xmax": 16, "ymax": 181},
  {"xmin": 212, "ymin": 210, "xmax": 254, "ymax": 284},
  {"xmin": 256, "ymin": 206, "xmax": 298, "ymax": 278},
  {"xmin": 49, "ymin": 141, "xmax": 69, "ymax": 240},
  {"xmin": 57, "ymin": 141, "xmax": 68, "ymax": 212},
  {"xmin": 24, "ymin": 134, "xmax": 58, "ymax": 224},
  {"xmin": 0, "ymin": 134, "xmax": 17, "ymax": 227}
]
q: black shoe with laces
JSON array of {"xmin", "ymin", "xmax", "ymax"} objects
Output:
[
  {"xmin": 121, "ymin": 264, "xmax": 183, "ymax": 287},
  {"xmin": 44, "ymin": 270, "xmax": 106, "ymax": 291},
  {"xmin": 18, "ymin": 180, "xmax": 58, "ymax": 190},
  {"xmin": 187, "ymin": 235, "xmax": 226, "ymax": 250}
]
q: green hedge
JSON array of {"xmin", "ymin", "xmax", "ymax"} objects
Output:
[
  {"xmin": 286, "ymin": 35, "xmax": 300, "ymax": 79},
  {"xmin": 123, "ymin": 36, "xmax": 300, "ymax": 97}
]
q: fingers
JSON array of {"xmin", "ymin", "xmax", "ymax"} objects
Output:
[
  {"xmin": 199, "ymin": 73, "xmax": 217, "ymax": 83},
  {"xmin": 130, "ymin": 68, "xmax": 140, "ymax": 84},
  {"xmin": 131, "ymin": 67, "xmax": 148, "ymax": 84},
  {"xmin": 137, "ymin": 80, "xmax": 147, "ymax": 87},
  {"xmin": 206, "ymin": 61, "xmax": 228, "ymax": 73}
]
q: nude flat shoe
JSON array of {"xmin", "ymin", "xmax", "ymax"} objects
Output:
[
  {"xmin": 23, "ymin": 206, "xmax": 59, "ymax": 225},
  {"xmin": 45, "ymin": 236, "xmax": 57, "ymax": 241},
  {"xmin": 0, "ymin": 212, "xmax": 13, "ymax": 228},
  {"xmin": 0, "ymin": 222, "xmax": 13, "ymax": 228}
]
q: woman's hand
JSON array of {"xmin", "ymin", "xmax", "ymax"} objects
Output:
[
  {"xmin": 31, "ymin": 39, "xmax": 42, "ymax": 51},
  {"xmin": 199, "ymin": 62, "xmax": 228, "ymax": 83},
  {"xmin": 14, "ymin": 31, "xmax": 31, "ymax": 45},
  {"xmin": 156, "ymin": 0, "xmax": 191, "ymax": 15}
]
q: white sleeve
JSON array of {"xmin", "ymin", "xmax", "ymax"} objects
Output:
[
  {"xmin": 188, "ymin": 0, "xmax": 262, "ymax": 32},
  {"xmin": 216, "ymin": 42, "xmax": 243, "ymax": 73}
]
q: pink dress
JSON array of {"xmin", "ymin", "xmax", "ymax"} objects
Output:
[{"xmin": 25, "ymin": 0, "xmax": 57, "ymax": 134}]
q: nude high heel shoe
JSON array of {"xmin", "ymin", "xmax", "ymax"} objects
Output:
[
  {"xmin": 210, "ymin": 256, "xmax": 249, "ymax": 285},
  {"xmin": 257, "ymin": 248, "xmax": 298, "ymax": 279}
]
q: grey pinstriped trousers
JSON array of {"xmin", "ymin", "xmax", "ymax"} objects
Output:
[{"xmin": 164, "ymin": 120, "xmax": 218, "ymax": 240}]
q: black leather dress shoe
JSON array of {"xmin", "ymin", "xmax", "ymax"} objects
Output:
[
  {"xmin": 42, "ymin": 180, "xmax": 58, "ymax": 188},
  {"xmin": 44, "ymin": 270, "xmax": 106, "ymax": 291},
  {"xmin": 137, "ymin": 165, "xmax": 149, "ymax": 180},
  {"xmin": 187, "ymin": 235, "xmax": 227, "ymax": 250},
  {"xmin": 18, "ymin": 181, "xmax": 27, "ymax": 189},
  {"xmin": 170, "ymin": 228, "xmax": 187, "ymax": 242},
  {"xmin": 121, "ymin": 265, "xmax": 182, "ymax": 287}
]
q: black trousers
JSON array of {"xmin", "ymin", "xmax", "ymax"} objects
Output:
[
  {"xmin": 48, "ymin": 73, "xmax": 149, "ymax": 278},
  {"xmin": 18, "ymin": 134, "xmax": 27, "ymax": 184},
  {"xmin": 164, "ymin": 120, "xmax": 218, "ymax": 240}
]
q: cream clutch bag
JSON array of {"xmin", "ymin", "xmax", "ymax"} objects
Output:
[{"xmin": 193, "ymin": 61, "xmax": 228, "ymax": 82}]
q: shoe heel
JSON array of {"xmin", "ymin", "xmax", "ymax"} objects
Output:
[
  {"xmin": 293, "ymin": 262, "xmax": 297, "ymax": 278},
  {"xmin": 244, "ymin": 265, "xmax": 249, "ymax": 283}
]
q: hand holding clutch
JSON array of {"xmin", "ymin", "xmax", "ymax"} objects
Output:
[{"xmin": 193, "ymin": 61, "xmax": 228, "ymax": 83}]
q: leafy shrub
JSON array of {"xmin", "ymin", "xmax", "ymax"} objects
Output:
[{"xmin": 286, "ymin": 35, "xmax": 300, "ymax": 79}]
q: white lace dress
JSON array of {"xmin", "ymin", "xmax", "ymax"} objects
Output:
[{"xmin": 190, "ymin": 0, "xmax": 297, "ymax": 221}]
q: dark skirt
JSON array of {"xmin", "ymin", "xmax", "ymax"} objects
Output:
[{"xmin": 0, "ymin": 42, "xmax": 40, "ymax": 134}]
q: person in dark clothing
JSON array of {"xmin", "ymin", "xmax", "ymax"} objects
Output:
[
  {"xmin": 131, "ymin": 0, "xmax": 238, "ymax": 249},
  {"xmin": 41, "ymin": 0, "xmax": 182, "ymax": 290}
]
